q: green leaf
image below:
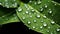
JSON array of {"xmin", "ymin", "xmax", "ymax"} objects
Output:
[
  {"xmin": 0, "ymin": 0, "xmax": 19, "ymax": 8},
  {"xmin": 0, "ymin": 6, "xmax": 19, "ymax": 24},
  {"xmin": 16, "ymin": 2, "xmax": 60, "ymax": 34},
  {"xmin": 28, "ymin": 0, "xmax": 60, "ymax": 25}
]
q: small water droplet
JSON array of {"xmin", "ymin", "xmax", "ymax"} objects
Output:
[
  {"xmin": 25, "ymin": 11, "xmax": 29, "ymax": 14},
  {"xmin": 33, "ymin": 26, "xmax": 35, "ymax": 29},
  {"xmin": 29, "ymin": 0, "xmax": 32, "ymax": 3},
  {"xmin": 56, "ymin": 28, "xmax": 60, "ymax": 32},
  {"xmin": 41, "ymin": 20, "xmax": 44, "ymax": 23},
  {"xmin": 31, "ymin": 9, "xmax": 35, "ymax": 12},
  {"xmin": 34, "ymin": 2, "xmax": 37, "ymax": 5},
  {"xmin": 28, "ymin": 21, "xmax": 31, "ymax": 24},
  {"xmin": 51, "ymin": 21, "xmax": 55, "ymax": 24},
  {"xmin": 43, "ymin": 23, "xmax": 47, "ymax": 27},
  {"xmin": 47, "ymin": 30, "xmax": 49, "ymax": 32},
  {"xmin": 48, "ymin": 10, "xmax": 52, "ymax": 14},
  {"xmin": 33, "ymin": 20, "xmax": 37, "ymax": 23},
  {"xmin": 51, "ymin": 32, "xmax": 53, "ymax": 34},
  {"xmin": 54, "ymin": 4, "xmax": 57, "ymax": 6},
  {"xmin": 40, "ymin": 7, "xmax": 44, "ymax": 11},
  {"xmin": 2, "ymin": 16, "xmax": 5, "ymax": 17},
  {"xmin": 40, "ymin": 26, "xmax": 43, "ymax": 29},
  {"xmin": 37, "ymin": 1, "xmax": 41, "ymax": 4},
  {"xmin": 36, "ymin": 14, "xmax": 40, "ymax": 18},
  {"xmin": 0, "ymin": 3, "xmax": 2, "ymax": 5},
  {"xmin": 29, "ymin": 15, "xmax": 32, "ymax": 18},
  {"xmin": 27, "ymin": 8, "xmax": 30, "ymax": 10},
  {"xmin": 44, "ymin": 4, "xmax": 48, "ymax": 8},
  {"xmin": 43, "ymin": 15, "xmax": 47, "ymax": 18},
  {"xmin": 24, "ymin": 4, "xmax": 28, "ymax": 8},
  {"xmin": 29, "ymin": 13, "xmax": 31, "ymax": 15},
  {"xmin": 48, "ymin": 27, "xmax": 51, "ymax": 29},
  {"xmin": 18, "ymin": 7, "xmax": 22, "ymax": 12},
  {"xmin": 22, "ymin": 17, "xmax": 25, "ymax": 20}
]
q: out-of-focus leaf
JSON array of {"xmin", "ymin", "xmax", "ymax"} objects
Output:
[
  {"xmin": 0, "ymin": 0, "xmax": 19, "ymax": 8},
  {"xmin": 0, "ymin": 6, "xmax": 19, "ymax": 24}
]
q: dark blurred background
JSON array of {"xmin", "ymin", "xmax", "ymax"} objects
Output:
[{"xmin": 0, "ymin": 22, "xmax": 41, "ymax": 34}]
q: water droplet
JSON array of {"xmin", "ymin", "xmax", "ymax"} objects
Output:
[
  {"xmin": 29, "ymin": 13, "xmax": 31, "ymax": 15},
  {"xmin": 47, "ymin": 30, "xmax": 49, "ymax": 32},
  {"xmin": 0, "ymin": 3, "xmax": 2, "ymax": 5},
  {"xmin": 51, "ymin": 21, "xmax": 55, "ymax": 24},
  {"xmin": 18, "ymin": 7, "xmax": 22, "ymax": 12},
  {"xmin": 36, "ymin": 14, "xmax": 40, "ymax": 18},
  {"xmin": 13, "ymin": 0, "xmax": 15, "ymax": 1},
  {"xmin": 51, "ymin": 32, "xmax": 53, "ymax": 34},
  {"xmin": 25, "ymin": 11, "xmax": 29, "ymax": 14},
  {"xmin": 23, "ymin": 13, "xmax": 25, "ymax": 15},
  {"xmin": 22, "ymin": 17, "xmax": 25, "ymax": 20},
  {"xmin": 28, "ymin": 21, "xmax": 31, "ymax": 24},
  {"xmin": 40, "ymin": 26, "xmax": 43, "ymax": 29},
  {"xmin": 34, "ymin": 2, "xmax": 37, "ymax": 5},
  {"xmin": 43, "ymin": 23, "xmax": 47, "ymax": 27},
  {"xmin": 48, "ymin": 10, "xmax": 52, "ymax": 14},
  {"xmin": 27, "ymin": 8, "xmax": 30, "ymax": 10},
  {"xmin": 33, "ymin": 20, "xmax": 37, "ymax": 23},
  {"xmin": 5, "ymin": 0, "xmax": 8, "ymax": 2},
  {"xmin": 24, "ymin": 4, "xmax": 28, "ymax": 8},
  {"xmin": 2, "ymin": 16, "xmax": 5, "ymax": 17},
  {"xmin": 45, "ymin": 4, "xmax": 48, "ymax": 8},
  {"xmin": 41, "ymin": 20, "xmax": 44, "ymax": 23},
  {"xmin": 37, "ymin": 1, "xmax": 41, "ymax": 4},
  {"xmin": 57, "ymin": 28, "xmax": 60, "ymax": 32},
  {"xmin": 48, "ymin": 27, "xmax": 51, "ymax": 29},
  {"xmin": 29, "ymin": 0, "xmax": 32, "ymax": 3},
  {"xmin": 29, "ymin": 15, "xmax": 32, "ymax": 18},
  {"xmin": 13, "ymin": 2, "xmax": 17, "ymax": 7},
  {"xmin": 31, "ymin": 9, "xmax": 35, "ymax": 12},
  {"xmin": 33, "ymin": 26, "xmax": 35, "ymax": 29},
  {"xmin": 43, "ymin": 15, "xmax": 47, "ymax": 18},
  {"xmin": 54, "ymin": 4, "xmax": 57, "ymax": 6},
  {"xmin": 40, "ymin": 7, "xmax": 44, "ymax": 11}
]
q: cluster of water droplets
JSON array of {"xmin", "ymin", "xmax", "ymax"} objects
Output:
[
  {"xmin": 17, "ymin": 0, "xmax": 60, "ymax": 34},
  {"xmin": 0, "ymin": 0, "xmax": 18, "ymax": 8}
]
